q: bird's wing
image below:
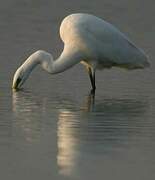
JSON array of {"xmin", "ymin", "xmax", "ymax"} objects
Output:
[{"xmin": 83, "ymin": 18, "xmax": 147, "ymax": 66}]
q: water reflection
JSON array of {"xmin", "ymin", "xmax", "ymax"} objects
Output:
[
  {"xmin": 57, "ymin": 94, "xmax": 148, "ymax": 176},
  {"xmin": 57, "ymin": 109, "xmax": 80, "ymax": 176},
  {"xmin": 12, "ymin": 90, "xmax": 43, "ymax": 143},
  {"xmin": 12, "ymin": 91, "xmax": 148, "ymax": 177}
]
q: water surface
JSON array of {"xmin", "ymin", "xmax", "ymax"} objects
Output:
[{"xmin": 0, "ymin": 0, "xmax": 155, "ymax": 180}]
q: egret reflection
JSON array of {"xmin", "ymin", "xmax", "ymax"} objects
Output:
[
  {"xmin": 12, "ymin": 90, "xmax": 42, "ymax": 143},
  {"xmin": 12, "ymin": 91, "xmax": 148, "ymax": 177},
  {"xmin": 57, "ymin": 110, "xmax": 80, "ymax": 176},
  {"xmin": 57, "ymin": 94, "xmax": 148, "ymax": 176}
]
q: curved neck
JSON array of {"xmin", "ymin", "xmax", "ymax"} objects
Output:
[
  {"xmin": 22, "ymin": 47, "xmax": 84, "ymax": 75},
  {"xmin": 13, "ymin": 47, "xmax": 84, "ymax": 89},
  {"xmin": 51, "ymin": 47, "xmax": 84, "ymax": 74},
  {"xmin": 21, "ymin": 51, "xmax": 41, "ymax": 73}
]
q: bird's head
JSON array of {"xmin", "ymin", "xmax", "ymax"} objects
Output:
[
  {"xmin": 12, "ymin": 67, "xmax": 29, "ymax": 90},
  {"xmin": 12, "ymin": 50, "xmax": 54, "ymax": 90}
]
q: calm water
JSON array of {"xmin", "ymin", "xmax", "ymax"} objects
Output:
[{"xmin": 0, "ymin": 0, "xmax": 155, "ymax": 179}]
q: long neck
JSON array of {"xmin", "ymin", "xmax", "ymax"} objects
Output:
[
  {"xmin": 21, "ymin": 51, "xmax": 41, "ymax": 73},
  {"xmin": 50, "ymin": 46, "xmax": 84, "ymax": 74},
  {"xmin": 22, "ymin": 47, "xmax": 84, "ymax": 75}
]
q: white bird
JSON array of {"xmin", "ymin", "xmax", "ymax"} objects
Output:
[{"xmin": 12, "ymin": 13, "xmax": 150, "ymax": 92}]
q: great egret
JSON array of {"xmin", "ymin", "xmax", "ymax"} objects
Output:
[{"xmin": 12, "ymin": 13, "xmax": 150, "ymax": 92}]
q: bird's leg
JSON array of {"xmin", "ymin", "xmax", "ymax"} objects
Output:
[
  {"xmin": 87, "ymin": 67, "xmax": 94, "ymax": 88},
  {"xmin": 91, "ymin": 68, "xmax": 96, "ymax": 94},
  {"xmin": 87, "ymin": 67, "xmax": 96, "ymax": 93}
]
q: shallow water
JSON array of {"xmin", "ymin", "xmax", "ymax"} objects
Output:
[{"xmin": 0, "ymin": 0, "xmax": 155, "ymax": 179}]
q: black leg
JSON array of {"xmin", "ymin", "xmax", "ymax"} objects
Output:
[
  {"xmin": 88, "ymin": 67, "xmax": 94, "ymax": 89},
  {"xmin": 87, "ymin": 67, "xmax": 96, "ymax": 94},
  {"xmin": 92, "ymin": 68, "xmax": 96, "ymax": 91}
]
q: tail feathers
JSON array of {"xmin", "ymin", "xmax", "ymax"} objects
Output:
[
  {"xmin": 137, "ymin": 54, "xmax": 151, "ymax": 69},
  {"xmin": 127, "ymin": 55, "xmax": 150, "ymax": 70},
  {"xmin": 116, "ymin": 59, "xmax": 150, "ymax": 70}
]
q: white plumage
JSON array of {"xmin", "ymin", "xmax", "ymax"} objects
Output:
[{"xmin": 12, "ymin": 13, "xmax": 150, "ymax": 92}]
